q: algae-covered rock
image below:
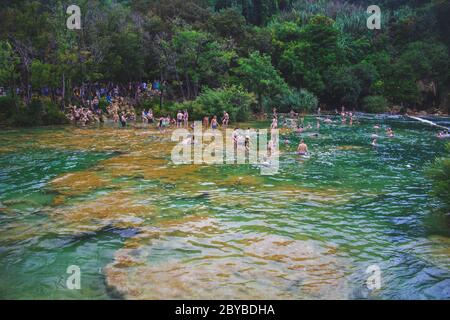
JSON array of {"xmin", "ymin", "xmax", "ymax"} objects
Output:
[{"xmin": 105, "ymin": 227, "xmax": 350, "ymax": 299}]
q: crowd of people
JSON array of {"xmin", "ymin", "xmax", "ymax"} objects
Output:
[
  {"xmin": 67, "ymin": 95, "xmax": 137, "ymax": 126},
  {"xmin": 65, "ymin": 96, "xmax": 450, "ymax": 160}
]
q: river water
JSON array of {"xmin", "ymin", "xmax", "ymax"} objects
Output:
[{"xmin": 0, "ymin": 115, "xmax": 449, "ymax": 299}]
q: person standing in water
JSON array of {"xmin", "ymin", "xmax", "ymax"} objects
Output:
[
  {"xmin": 176, "ymin": 110, "xmax": 183, "ymax": 128},
  {"xmin": 120, "ymin": 112, "xmax": 127, "ymax": 128},
  {"xmin": 183, "ymin": 109, "xmax": 189, "ymax": 128},
  {"xmin": 297, "ymin": 139, "xmax": 308, "ymax": 156},
  {"xmin": 268, "ymin": 139, "xmax": 276, "ymax": 157},
  {"xmin": 211, "ymin": 116, "xmax": 218, "ymax": 131},
  {"xmin": 271, "ymin": 117, "xmax": 278, "ymax": 129},
  {"xmin": 222, "ymin": 111, "xmax": 229, "ymax": 127},
  {"xmin": 203, "ymin": 116, "xmax": 209, "ymax": 128}
]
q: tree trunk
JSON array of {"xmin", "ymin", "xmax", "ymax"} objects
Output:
[
  {"xmin": 159, "ymin": 71, "xmax": 164, "ymax": 109},
  {"xmin": 61, "ymin": 72, "xmax": 65, "ymax": 111},
  {"xmin": 258, "ymin": 92, "xmax": 263, "ymax": 114},
  {"xmin": 185, "ymin": 74, "xmax": 191, "ymax": 100}
]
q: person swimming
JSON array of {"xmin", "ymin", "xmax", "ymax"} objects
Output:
[
  {"xmin": 437, "ymin": 131, "xmax": 450, "ymax": 139},
  {"xmin": 386, "ymin": 127, "xmax": 394, "ymax": 137},
  {"xmin": 297, "ymin": 139, "xmax": 308, "ymax": 156},
  {"xmin": 371, "ymin": 137, "xmax": 377, "ymax": 147}
]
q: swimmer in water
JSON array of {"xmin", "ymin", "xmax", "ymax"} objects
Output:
[
  {"xmin": 386, "ymin": 127, "xmax": 394, "ymax": 137},
  {"xmin": 297, "ymin": 139, "xmax": 308, "ymax": 156},
  {"xmin": 371, "ymin": 137, "xmax": 377, "ymax": 147},
  {"xmin": 437, "ymin": 131, "xmax": 450, "ymax": 139}
]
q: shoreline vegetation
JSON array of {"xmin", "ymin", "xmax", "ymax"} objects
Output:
[{"xmin": 1, "ymin": 0, "xmax": 449, "ymax": 128}]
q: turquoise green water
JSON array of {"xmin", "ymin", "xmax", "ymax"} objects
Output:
[{"xmin": 0, "ymin": 115, "xmax": 449, "ymax": 299}]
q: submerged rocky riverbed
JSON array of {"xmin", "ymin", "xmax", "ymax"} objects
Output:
[{"xmin": 0, "ymin": 115, "xmax": 449, "ymax": 299}]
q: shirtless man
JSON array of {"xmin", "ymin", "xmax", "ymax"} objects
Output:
[
  {"xmin": 203, "ymin": 116, "xmax": 209, "ymax": 128},
  {"xmin": 271, "ymin": 117, "xmax": 278, "ymax": 129},
  {"xmin": 290, "ymin": 109, "xmax": 296, "ymax": 119},
  {"xmin": 222, "ymin": 111, "xmax": 229, "ymax": 127},
  {"xmin": 120, "ymin": 112, "xmax": 127, "ymax": 128},
  {"xmin": 297, "ymin": 139, "xmax": 308, "ymax": 156},
  {"xmin": 176, "ymin": 110, "xmax": 183, "ymax": 128}
]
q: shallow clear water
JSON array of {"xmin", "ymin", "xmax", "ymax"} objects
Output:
[{"xmin": 0, "ymin": 115, "xmax": 449, "ymax": 299}]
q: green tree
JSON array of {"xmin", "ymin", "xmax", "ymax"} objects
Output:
[
  {"xmin": 0, "ymin": 41, "xmax": 20, "ymax": 111},
  {"xmin": 235, "ymin": 51, "xmax": 288, "ymax": 113}
]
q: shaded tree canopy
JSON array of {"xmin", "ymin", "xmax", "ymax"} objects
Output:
[{"xmin": 0, "ymin": 0, "xmax": 449, "ymax": 114}]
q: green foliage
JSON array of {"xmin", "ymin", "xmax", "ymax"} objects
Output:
[
  {"xmin": 275, "ymin": 88, "xmax": 318, "ymax": 113},
  {"xmin": 9, "ymin": 97, "xmax": 67, "ymax": 127},
  {"xmin": 31, "ymin": 60, "xmax": 58, "ymax": 90},
  {"xmin": 0, "ymin": 95, "xmax": 18, "ymax": 120},
  {"xmin": 0, "ymin": 41, "xmax": 20, "ymax": 90},
  {"xmin": 426, "ymin": 144, "xmax": 450, "ymax": 207},
  {"xmin": 326, "ymin": 66, "xmax": 361, "ymax": 107},
  {"xmin": 1, "ymin": 0, "xmax": 449, "ymax": 119},
  {"xmin": 362, "ymin": 95, "xmax": 388, "ymax": 114},
  {"xmin": 178, "ymin": 86, "xmax": 256, "ymax": 122},
  {"xmin": 235, "ymin": 51, "xmax": 288, "ymax": 112}
]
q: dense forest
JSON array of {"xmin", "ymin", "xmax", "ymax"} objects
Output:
[{"xmin": 0, "ymin": 0, "xmax": 449, "ymax": 125}]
